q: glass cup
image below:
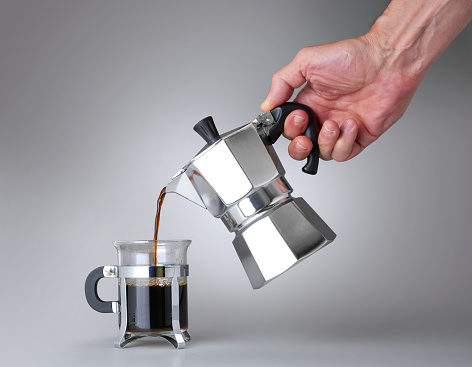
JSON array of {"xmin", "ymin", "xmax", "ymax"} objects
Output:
[{"xmin": 85, "ymin": 240, "xmax": 191, "ymax": 349}]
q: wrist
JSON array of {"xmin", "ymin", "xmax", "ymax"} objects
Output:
[
  {"xmin": 362, "ymin": 0, "xmax": 472, "ymax": 81},
  {"xmin": 362, "ymin": 14, "xmax": 433, "ymax": 81}
]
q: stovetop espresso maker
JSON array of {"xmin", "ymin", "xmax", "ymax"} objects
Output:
[{"xmin": 167, "ymin": 102, "xmax": 336, "ymax": 289}]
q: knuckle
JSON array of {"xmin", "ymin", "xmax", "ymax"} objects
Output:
[
  {"xmin": 294, "ymin": 47, "xmax": 312, "ymax": 66},
  {"xmin": 297, "ymin": 46, "xmax": 310, "ymax": 58},
  {"xmin": 271, "ymin": 70, "xmax": 284, "ymax": 83}
]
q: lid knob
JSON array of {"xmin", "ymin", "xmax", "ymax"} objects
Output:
[{"xmin": 193, "ymin": 116, "xmax": 220, "ymax": 145}]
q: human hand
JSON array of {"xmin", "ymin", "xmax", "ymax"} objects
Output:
[{"xmin": 260, "ymin": 36, "xmax": 423, "ymax": 162}]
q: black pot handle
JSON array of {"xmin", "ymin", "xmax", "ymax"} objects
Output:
[
  {"xmin": 85, "ymin": 266, "xmax": 118, "ymax": 313},
  {"xmin": 267, "ymin": 102, "xmax": 320, "ymax": 175}
]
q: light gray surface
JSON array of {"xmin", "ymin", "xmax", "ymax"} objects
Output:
[{"xmin": 1, "ymin": 1, "xmax": 471, "ymax": 366}]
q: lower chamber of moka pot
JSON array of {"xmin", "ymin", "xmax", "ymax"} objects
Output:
[{"xmin": 115, "ymin": 265, "xmax": 190, "ymax": 349}]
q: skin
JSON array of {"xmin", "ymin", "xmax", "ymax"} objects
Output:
[{"xmin": 261, "ymin": 0, "xmax": 472, "ymax": 162}]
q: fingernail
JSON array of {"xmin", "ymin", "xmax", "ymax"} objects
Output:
[
  {"xmin": 293, "ymin": 115, "xmax": 307, "ymax": 126},
  {"xmin": 296, "ymin": 140, "xmax": 309, "ymax": 151},
  {"xmin": 323, "ymin": 124, "xmax": 335, "ymax": 136}
]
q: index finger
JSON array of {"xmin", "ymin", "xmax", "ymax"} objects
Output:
[{"xmin": 260, "ymin": 51, "xmax": 309, "ymax": 111}]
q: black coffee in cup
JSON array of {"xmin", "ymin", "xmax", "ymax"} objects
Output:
[{"xmin": 125, "ymin": 279, "xmax": 188, "ymax": 332}]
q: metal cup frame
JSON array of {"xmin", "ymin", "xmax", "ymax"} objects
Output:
[{"xmin": 102, "ymin": 264, "xmax": 190, "ymax": 349}]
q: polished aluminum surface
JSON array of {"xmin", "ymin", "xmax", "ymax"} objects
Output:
[
  {"xmin": 233, "ymin": 197, "xmax": 336, "ymax": 289},
  {"xmin": 167, "ymin": 169, "xmax": 206, "ymax": 208},
  {"xmin": 167, "ymin": 112, "xmax": 336, "ymax": 289},
  {"xmin": 220, "ymin": 177, "xmax": 291, "ymax": 232},
  {"xmin": 117, "ymin": 265, "xmax": 189, "ymax": 278},
  {"xmin": 167, "ymin": 122, "xmax": 285, "ymax": 218},
  {"xmin": 114, "ymin": 279, "xmax": 129, "ymax": 348},
  {"xmin": 101, "ymin": 266, "xmax": 121, "ymax": 313},
  {"xmin": 253, "ymin": 110, "xmax": 277, "ymax": 140},
  {"xmin": 102, "ymin": 265, "xmax": 117, "ymax": 278},
  {"xmin": 170, "ymin": 267, "xmax": 186, "ymax": 349}
]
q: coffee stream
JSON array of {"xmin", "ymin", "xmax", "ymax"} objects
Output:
[
  {"xmin": 121, "ymin": 185, "xmax": 188, "ymax": 334},
  {"xmin": 153, "ymin": 186, "xmax": 167, "ymax": 266}
]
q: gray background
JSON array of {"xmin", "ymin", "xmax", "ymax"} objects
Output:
[{"xmin": 1, "ymin": 0, "xmax": 471, "ymax": 366}]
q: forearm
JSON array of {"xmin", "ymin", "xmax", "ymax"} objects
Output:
[{"xmin": 364, "ymin": 0, "xmax": 472, "ymax": 79}]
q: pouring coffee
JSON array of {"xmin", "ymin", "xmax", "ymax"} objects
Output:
[
  {"xmin": 166, "ymin": 102, "xmax": 336, "ymax": 289},
  {"xmin": 84, "ymin": 102, "xmax": 336, "ymax": 349}
]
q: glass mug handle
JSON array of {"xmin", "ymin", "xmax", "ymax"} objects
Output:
[{"xmin": 85, "ymin": 266, "xmax": 119, "ymax": 313}]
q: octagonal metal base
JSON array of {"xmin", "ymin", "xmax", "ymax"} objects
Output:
[{"xmin": 233, "ymin": 197, "xmax": 336, "ymax": 289}]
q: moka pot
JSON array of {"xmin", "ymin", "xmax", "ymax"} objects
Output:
[{"xmin": 167, "ymin": 103, "xmax": 336, "ymax": 289}]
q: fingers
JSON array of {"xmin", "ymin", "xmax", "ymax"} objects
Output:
[
  {"xmin": 288, "ymin": 136, "xmax": 313, "ymax": 161},
  {"xmin": 331, "ymin": 119, "xmax": 359, "ymax": 161},
  {"xmin": 285, "ymin": 109, "xmax": 312, "ymax": 160},
  {"xmin": 260, "ymin": 47, "xmax": 365, "ymax": 162},
  {"xmin": 319, "ymin": 119, "xmax": 361, "ymax": 162},
  {"xmin": 318, "ymin": 120, "xmax": 340, "ymax": 161},
  {"xmin": 287, "ymin": 117, "xmax": 363, "ymax": 162},
  {"xmin": 283, "ymin": 110, "xmax": 309, "ymax": 140},
  {"xmin": 260, "ymin": 51, "xmax": 308, "ymax": 112}
]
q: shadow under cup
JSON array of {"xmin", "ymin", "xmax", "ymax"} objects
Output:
[{"xmin": 85, "ymin": 240, "xmax": 191, "ymax": 349}]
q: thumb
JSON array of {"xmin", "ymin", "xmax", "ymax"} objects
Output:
[{"xmin": 261, "ymin": 50, "xmax": 309, "ymax": 111}]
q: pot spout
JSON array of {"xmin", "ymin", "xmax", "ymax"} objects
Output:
[{"xmin": 166, "ymin": 170, "xmax": 206, "ymax": 208}]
